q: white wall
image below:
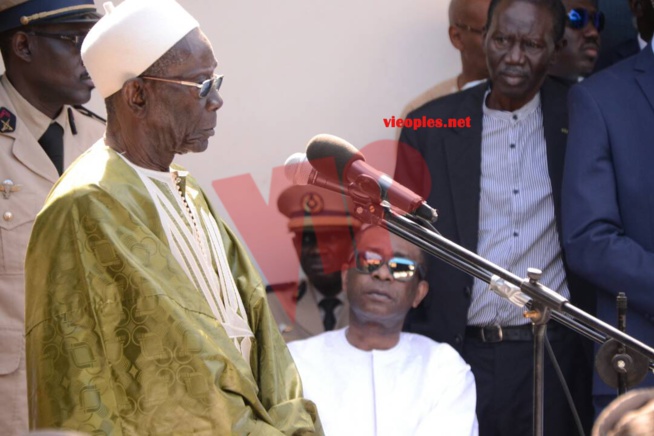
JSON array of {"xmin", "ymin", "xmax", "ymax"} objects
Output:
[{"xmin": 6, "ymin": 0, "xmax": 459, "ymax": 284}]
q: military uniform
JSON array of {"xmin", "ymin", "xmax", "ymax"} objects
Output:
[
  {"xmin": 0, "ymin": 75, "xmax": 104, "ymax": 434},
  {"xmin": 267, "ymin": 280, "xmax": 350, "ymax": 342},
  {"xmin": 268, "ymin": 185, "xmax": 359, "ymax": 343},
  {"xmin": 0, "ymin": 1, "xmax": 103, "ymax": 431}
]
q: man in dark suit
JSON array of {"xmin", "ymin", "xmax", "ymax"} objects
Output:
[
  {"xmin": 562, "ymin": 4, "xmax": 654, "ymax": 413},
  {"xmin": 395, "ymin": 0, "xmax": 592, "ymax": 434}
]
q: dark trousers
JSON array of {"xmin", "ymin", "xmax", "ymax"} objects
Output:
[{"xmin": 462, "ymin": 327, "xmax": 593, "ymax": 436}]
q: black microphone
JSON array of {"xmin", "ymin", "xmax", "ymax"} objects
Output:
[{"xmin": 304, "ymin": 134, "xmax": 438, "ymax": 222}]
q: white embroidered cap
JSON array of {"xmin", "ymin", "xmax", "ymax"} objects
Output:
[{"xmin": 81, "ymin": 0, "xmax": 199, "ymax": 98}]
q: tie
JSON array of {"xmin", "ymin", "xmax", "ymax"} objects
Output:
[
  {"xmin": 38, "ymin": 122, "xmax": 64, "ymax": 175},
  {"xmin": 319, "ymin": 297, "xmax": 342, "ymax": 331}
]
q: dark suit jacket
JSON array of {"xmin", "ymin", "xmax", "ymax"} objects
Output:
[
  {"xmin": 395, "ymin": 78, "xmax": 590, "ymax": 350},
  {"xmin": 563, "ymin": 46, "xmax": 654, "ymax": 394}
]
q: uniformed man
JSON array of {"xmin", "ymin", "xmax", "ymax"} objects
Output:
[
  {"xmin": 267, "ymin": 185, "xmax": 361, "ymax": 342},
  {"xmin": 0, "ymin": 1, "xmax": 103, "ymax": 433}
]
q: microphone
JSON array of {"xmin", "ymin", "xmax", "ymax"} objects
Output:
[
  {"xmin": 284, "ymin": 152, "xmax": 347, "ymax": 194},
  {"xmin": 305, "ymin": 134, "xmax": 438, "ymax": 222}
]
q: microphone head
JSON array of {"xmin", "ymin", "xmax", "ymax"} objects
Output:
[
  {"xmin": 305, "ymin": 134, "xmax": 364, "ymax": 181},
  {"xmin": 284, "ymin": 152, "xmax": 313, "ymax": 185}
]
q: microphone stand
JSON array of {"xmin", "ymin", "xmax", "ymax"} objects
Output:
[{"xmin": 350, "ymin": 198, "xmax": 654, "ymax": 436}]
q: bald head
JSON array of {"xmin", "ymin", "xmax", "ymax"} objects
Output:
[{"xmin": 449, "ymin": 0, "xmax": 491, "ymax": 26}]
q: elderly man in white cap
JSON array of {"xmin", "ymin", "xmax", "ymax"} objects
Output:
[{"xmin": 24, "ymin": 0, "xmax": 322, "ymax": 434}]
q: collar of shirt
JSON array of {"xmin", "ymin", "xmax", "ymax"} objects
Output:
[
  {"xmin": 1, "ymin": 74, "xmax": 68, "ymax": 140},
  {"xmin": 482, "ymin": 88, "xmax": 541, "ymax": 122},
  {"xmin": 340, "ymin": 327, "xmax": 407, "ymax": 357},
  {"xmin": 119, "ymin": 155, "xmax": 173, "ymax": 180},
  {"xmin": 641, "ymin": 34, "xmax": 648, "ymax": 52}
]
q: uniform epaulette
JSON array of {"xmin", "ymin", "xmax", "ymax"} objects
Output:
[{"xmin": 72, "ymin": 104, "xmax": 106, "ymax": 123}]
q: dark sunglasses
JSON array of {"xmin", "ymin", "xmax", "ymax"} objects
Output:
[
  {"xmin": 141, "ymin": 74, "xmax": 224, "ymax": 98},
  {"xmin": 354, "ymin": 250, "xmax": 424, "ymax": 282},
  {"xmin": 28, "ymin": 31, "xmax": 87, "ymax": 50},
  {"xmin": 567, "ymin": 8, "xmax": 604, "ymax": 32}
]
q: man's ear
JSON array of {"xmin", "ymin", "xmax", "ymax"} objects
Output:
[
  {"xmin": 449, "ymin": 25, "xmax": 464, "ymax": 50},
  {"xmin": 411, "ymin": 279, "xmax": 429, "ymax": 308},
  {"xmin": 12, "ymin": 32, "xmax": 32, "ymax": 62},
  {"xmin": 122, "ymin": 78, "xmax": 147, "ymax": 117}
]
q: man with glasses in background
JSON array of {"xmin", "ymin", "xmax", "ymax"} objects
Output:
[
  {"xmin": 0, "ymin": 1, "xmax": 104, "ymax": 434},
  {"xmin": 288, "ymin": 225, "xmax": 478, "ymax": 436},
  {"xmin": 401, "ymin": 0, "xmax": 490, "ymax": 116},
  {"xmin": 549, "ymin": 0, "xmax": 603, "ymax": 83},
  {"xmin": 24, "ymin": 0, "xmax": 321, "ymax": 434}
]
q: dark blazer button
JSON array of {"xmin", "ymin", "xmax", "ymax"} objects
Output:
[
  {"xmin": 455, "ymin": 334, "xmax": 463, "ymax": 344},
  {"xmin": 464, "ymin": 286, "xmax": 472, "ymax": 298}
]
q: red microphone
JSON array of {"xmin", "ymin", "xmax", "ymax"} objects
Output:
[{"xmin": 304, "ymin": 134, "xmax": 437, "ymax": 222}]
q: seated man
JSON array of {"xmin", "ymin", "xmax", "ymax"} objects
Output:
[
  {"xmin": 268, "ymin": 185, "xmax": 360, "ymax": 341},
  {"xmin": 288, "ymin": 225, "xmax": 478, "ymax": 436},
  {"xmin": 24, "ymin": 0, "xmax": 320, "ymax": 434}
]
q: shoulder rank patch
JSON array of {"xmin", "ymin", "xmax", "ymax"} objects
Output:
[
  {"xmin": 0, "ymin": 107, "xmax": 16, "ymax": 133},
  {"xmin": 72, "ymin": 105, "xmax": 106, "ymax": 124}
]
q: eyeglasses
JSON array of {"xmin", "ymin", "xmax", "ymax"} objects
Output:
[
  {"xmin": 454, "ymin": 22, "xmax": 485, "ymax": 35},
  {"xmin": 28, "ymin": 31, "xmax": 87, "ymax": 50},
  {"xmin": 567, "ymin": 8, "xmax": 604, "ymax": 32},
  {"xmin": 141, "ymin": 74, "xmax": 224, "ymax": 98},
  {"xmin": 353, "ymin": 250, "xmax": 424, "ymax": 282}
]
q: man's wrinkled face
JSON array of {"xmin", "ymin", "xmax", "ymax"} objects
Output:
[
  {"xmin": 484, "ymin": 0, "xmax": 558, "ymax": 107},
  {"xmin": 558, "ymin": 0, "xmax": 601, "ymax": 78},
  {"xmin": 145, "ymin": 29, "xmax": 222, "ymax": 157},
  {"xmin": 343, "ymin": 227, "xmax": 427, "ymax": 324},
  {"xmin": 25, "ymin": 22, "xmax": 96, "ymax": 106},
  {"xmin": 294, "ymin": 227, "xmax": 354, "ymax": 297}
]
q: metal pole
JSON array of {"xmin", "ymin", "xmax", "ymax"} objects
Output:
[{"xmin": 533, "ymin": 322, "xmax": 546, "ymax": 436}]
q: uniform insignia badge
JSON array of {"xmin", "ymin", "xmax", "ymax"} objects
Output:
[
  {"xmin": 0, "ymin": 107, "xmax": 17, "ymax": 133},
  {"xmin": 1, "ymin": 179, "xmax": 21, "ymax": 199},
  {"xmin": 300, "ymin": 192, "xmax": 324, "ymax": 214}
]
